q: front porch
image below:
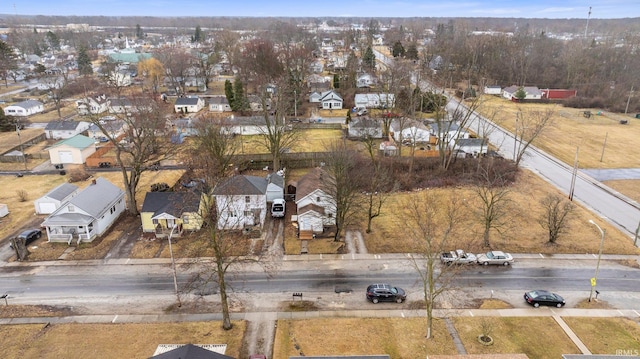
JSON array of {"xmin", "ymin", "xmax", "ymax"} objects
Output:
[{"xmin": 46, "ymin": 224, "xmax": 97, "ymax": 245}]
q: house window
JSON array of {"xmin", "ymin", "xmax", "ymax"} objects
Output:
[
  {"xmin": 328, "ymin": 212, "xmax": 333, "ymax": 218},
  {"xmin": 244, "ymin": 211, "xmax": 252, "ymax": 217},
  {"xmin": 229, "ymin": 211, "xmax": 237, "ymax": 217},
  {"xmin": 68, "ymin": 205, "xmax": 75, "ymax": 212},
  {"xmin": 316, "ymin": 196, "xmax": 321, "ymax": 202},
  {"xmin": 152, "ymin": 219, "xmax": 158, "ymax": 224},
  {"xmin": 182, "ymin": 215, "xmax": 189, "ymax": 224},
  {"xmin": 245, "ymin": 196, "xmax": 250, "ymax": 203}
]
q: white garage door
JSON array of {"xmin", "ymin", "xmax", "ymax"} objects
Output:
[
  {"xmin": 38, "ymin": 202, "xmax": 57, "ymax": 214},
  {"xmin": 58, "ymin": 151, "xmax": 73, "ymax": 163}
]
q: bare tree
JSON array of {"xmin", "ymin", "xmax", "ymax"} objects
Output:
[
  {"xmin": 513, "ymin": 107, "xmax": 554, "ymax": 167},
  {"xmin": 538, "ymin": 194, "xmax": 575, "ymax": 244},
  {"xmin": 189, "ymin": 116, "xmax": 240, "ymax": 180},
  {"xmin": 360, "ymin": 128, "xmax": 394, "ymax": 233},
  {"xmin": 473, "ymin": 160, "xmax": 516, "ymax": 247},
  {"xmin": 322, "ymin": 139, "xmax": 363, "ymax": 241},
  {"xmin": 41, "ymin": 67, "xmax": 69, "ymax": 118},
  {"xmin": 154, "ymin": 46, "xmax": 192, "ymax": 95},
  {"xmin": 89, "ymin": 95, "xmax": 174, "ymax": 215},
  {"xmin": 404, "ymin": 190, "xmax": 468, "ymax": 339}
]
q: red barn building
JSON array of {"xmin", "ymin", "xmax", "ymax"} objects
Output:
[{"xmin": 542, "ymin": 89, "xmax": 577, "ymax": 99}]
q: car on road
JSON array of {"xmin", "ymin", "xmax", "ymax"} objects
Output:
[
  {"xmin": 524, "ymin": 290, "xmax": 566, "ymax": 308},
  {"xmin": 366, "ymin": 283, "xmax": 406, "ymax": 304},
  {"xmin": 440, "ymin": 249, "xmax": 477, "ymax": 265},
  {"xmin": 9, "ymin": 228, "xmax": 42, "ymax": 249},
  {"xmin": 476, "ymin": 250, "xmax": 514, "ymax": 266}
]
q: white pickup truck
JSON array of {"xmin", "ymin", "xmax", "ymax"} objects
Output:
[{"xmin": 440, "ymin": 249, "xmax": 477, "ymax": 265}]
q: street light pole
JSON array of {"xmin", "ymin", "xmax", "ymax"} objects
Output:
[
  {"xmin": 168, "ymin": 224, "xmax": 181, "ymax": 307},
  {"xmin": 588, "ymin": 220, "xmax": 605, "ymax": 302}
]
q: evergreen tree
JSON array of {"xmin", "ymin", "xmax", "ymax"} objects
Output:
[
  {"xmin": 45, "ymin": 31, "xmax": 60, "ymax": 51},
  {"xmin": 77, "ymin": 46, "xmax": 93, "ymax": 75},
  {"xmin": 192, "ymin": 25, "xmax": 203, "ymax": 43},
  {"xmin": 392, "ymin": 41, "xmax": 405, "ymax": 58},
  {"xmin": 406, "ymin": 44, "xmax": 419, "ymax": 60},
  {"xmin": 345, "ymin": 110, "xmax": 352, "ymax": 124},
  {"xmin": 232, "ymin": 77, "xmax": 247, "ymax": 111},
  {"xmin": 363, "ymin": 46, "xmax": 376, "ymax": 72},
  {"xmin": 136, "ymin": 24, "xmax": 144, "ymax": 39},
  {"xmin": 224, "ymin": 79, "xmax": 235, "ymax": 109},
  {"xmin": 0, "ymin": 40, "xmax": 18, "ymax": 87},
  {"xmin": 333, "ymin": 73, "xmax": 340, "ymax": 89},
  {"xmin": 514, "ymin": 87, "xmax": 527, "ymax": 100},
  {"xmin": 0, "ymin": 111, "xmax": 15, "ymax": 132}
]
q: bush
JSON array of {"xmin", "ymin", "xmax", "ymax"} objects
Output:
[
  {"xmin": 67, "ymin": 168, "xmax": 92, "ymax": 183},
  {"xmin": 16, "ymin": 189, "xmax": 28, "ymax": 202}
]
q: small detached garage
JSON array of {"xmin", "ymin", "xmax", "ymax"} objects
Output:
[
  {"xmin": 47, "ymin": 135, "xmax": 96, "ymax": 165},
  {"xmin": 34, "ymin": 183, "xmax": 79, "ymax": 215}
]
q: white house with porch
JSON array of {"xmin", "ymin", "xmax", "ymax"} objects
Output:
[
  {"xmin": 213, "ymin": 175, "xmax": 268, "ymax": 230},
  {"xmin": 42, "ymin": 178, "xmax": 126, "ymax": 245}
]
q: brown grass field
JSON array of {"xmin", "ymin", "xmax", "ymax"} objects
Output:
[
  {"xmin": 476, "ymin": 95, "xmax": 640, "ymax": 169},
  {"xmin": 562, "ymin": 317, "xmax": 640, "ymax": 355},
  {"xmin": 0, "ymin": 321, "xmax": 246, "ymax": 359}
]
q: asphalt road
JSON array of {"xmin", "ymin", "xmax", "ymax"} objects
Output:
[{"xmin": 1, "ymin": 258, "xmax": 638, "ymax": 310}]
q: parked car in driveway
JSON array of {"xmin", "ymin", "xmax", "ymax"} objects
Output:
[
  {"xmin": 524, "ymin": 290, "xmax": 565, "ymax": 308},
  {"xmin": 9, "ymin": 228, "xmax": 42, "ymax": 249},
  {"xmin": 476, "ymin": 250, "xmax": 514, "ymax": 266},
  {"xmin": 366, "ymin": 283, "xmax": 406, "ymax": 304}
]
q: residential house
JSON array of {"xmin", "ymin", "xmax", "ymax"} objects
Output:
[
  {"xmin": 379, "ymin": 140, "xmax": 398, "ymax": 156},
  {"xmin": 108, "ymin": 98, "xmax": 133, "ymax": 114},
  {"xmin": 308, "ymin": 81, "xmax": 331, "ymax": 93},
  {"xmin": 390, "ymin": 119, "xmax": 432, "ymax": 144},
  {"xmin": 309, "ymin": 60, "xmax": 324, "ymax": 73},
  {"xmin": 541, "ymin": 89, "xmax": 578, "ymax": 99},
  {"xmin": 172, "ymin": 117, "xmax": 200, "ymax": 138},
  {"xmin": 42, "ymin": 177, "xmax": 126, "ymax": 244},
  {"xmin": 44, "ymin": 119, "xmax": 91, "ymax": 140},
  {"xmin": 213, "ymin": 175, "xmax": 268, "ymax": 230},
  {"xmin": 175, "ymin": 96, "xmax": 205, "ymax": 114},
  {"xmin": 208, "ymin": 96, "xmax": 232, "ymax": 112},
  {"xmin": 354, "ymin": 93, "xmax": 395, "ymax": 109},
  {"xmin": 348, "ymin": 118, "xmax": 382, "ymax": 139},
  {"xmin": 318, "ymin": 90, "xmax": 343, "ymax": 110},
  {"xmin": 140, "ymin": 191, "xmax": 207, "ymax": 238},
  {"xmin": 247, "ymin": 95, "xmax": 270, "ymax": 112},
  {"xmin": 3, "ymin": 100, "xmax": 44, "ymax": 117},
  {"xmin": 108, "ymin": 71, "xmax": 132, "ymax": 87},
  {"xmin": 294, "ymin": 167, "xmax": 336, "ymax": 233},
  {"xmin": 48, "ymin": 135, "xmax": 97, "ymax": 165},
  {"xmin": 266, "ymin": 171, "xmax": 285, "ymax": 203},
  {"xmin": 483, "ymin": 86, "xmax": 502, "ymax": 95},
  {"xmin": 34, "ymin": 183, "xmax": 79, "ymax": 215},
  {"xmin": 87, "ymin": 120, "xmax": 126, "ymax": 142},
  {"xmin": 150, "ymin": 344, "xmax": 234, "ymax": 359},
  {"xmin": 76, "ymin": 94, "xmax": 110, "ymax": 115},
  {"xmin": 454, "ymin": 138, "xmax": 488, "ymax": 157},
  {"xmin": 356, "ymin": 74, "xmax": 376, "ymax": 88},
  {"xmin": 502, "ymin": 86, "xmax": 543, "ymax": 101},
  {"xmin": 427, "ymin": 121, "xmax": 470, "ymax": 144}
]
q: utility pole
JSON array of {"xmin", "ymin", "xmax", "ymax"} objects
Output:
[
  {"xmin": 569, "ymin": 147, "xmax": 579, "ymax": 201},
  {"xmin": 624, "ymin": 86, "xmax": 634, "ymax": 114},
  {"xmin": 16, "ymin": 121, "xmax": 27, "ymax": 171},
  {"xmin": 584, "ymin": 6, "xmax": 592, "ymax": 38},
  {"xmin": 600, "ymin": 132, "xmax": 608, "ymax": 162}
]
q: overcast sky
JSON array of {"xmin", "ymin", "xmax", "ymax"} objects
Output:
[{"xmin": 3, "ymin": 0, "xmax": 638, "ymax": 19}]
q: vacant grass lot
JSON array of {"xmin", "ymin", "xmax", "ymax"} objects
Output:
[
  {"xmin": 273, "ymin": 317, "xmax": 457, "ymax": 358},
  {"xmin": 453, "ymin": 317, "xmax": 580, "ymax": 358},
  {"xmin": 563, "ymin": 317, "xmax": 640, "ymax": 355},
  {"xmin": 0, "ymin": 321, "xmax": 245, "ymax": 359},
  {"xmin": 362, "ymin": 170, "xmax": 639, "ymax": 255},
  {"xmin": 477, "ymin": 95, "xmax": 639, "ymax": 169}
]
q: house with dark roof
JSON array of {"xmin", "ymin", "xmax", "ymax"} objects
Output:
[
  {"xmin": 212, "ymin": 175, "xmax": 268, "ymax": 230},
  {"xmin": 76, "ymin": 94, "xmax": 110, "ymax": 115},
  {"xmin": 47, "ymin": 134, "xmax": 97, "ymax": 165},
  {"xmin": 42, "ymin": 178, "xmax": 126, "ymax": 244},
  {"xmin": 175, "ymin": 96, "xmax": 205, "ymax": 114},
  {"xmin": 150, "ymin": 344, "xmax": 234, "ymax": 359},
  {"xmin": 208, "ymin": 96, "xmax": 232, "ymax": 112},
  {"xmin": 141, "ymin": 191, "xmax": 207, "ymax": 238},
  {"xmin": 502, "ymin": 85, "xmax": 543, "ymax": 101},
  {"xmin": 34, "ymin": 183, "xmax": 79, "ymax": 215},
  {"xmin": 44, "ymin": 119, "xmax": 91, "ymax": 140},
  {"xmin": 266, "ymin": 172, "xmax": 285, "ymax": 202},
  {"xmin": 348, "ymin": 118, "xmax": 382, "ymax": 139},
  {"xmin": 3, "ymin": 99, "xmax": 44, "ymax": 117},
  {"xmin": 294, "ymin": 167, "xmax": 336, "ymax": 233}
]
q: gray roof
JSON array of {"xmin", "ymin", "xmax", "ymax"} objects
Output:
[
  {"xmin": 11, "ymin": 99, "xmax": 43, "ymax": 109},
  {"xmin": 209, "ymin": 96, "xmax": 229, "ymax": 105},
  {"xmin": 175, "ymin": 97, "xmax": 201, "ymax": 106},
  {"xmin": 456, "ymin": 138, "xmax": 486, "ymax": 146},
  {"xmin": 66, "ymin": 178, "xmax": 124, "ymax": 218},
  {"xmin": 267, "ymin": 173, "xmax": 284, "ymax": 188},
  {"xmin": 220, "ymin": 116, "xmax": 274, "ymax": 126},
  {"xmin": 151, "ymin": 344, "xmax": 234, "ymax": 359},
  {"xmin": 213, "ymin": 175, "xmax": 267, "ymax": 196},
  {"xmin": 290, "ymin": 356, "xmax": 390, "ymax": 359},
  {"xmin": 350, "ymin": 118, "xmax": 380, "ymax": 129},
  {"xmin": 44, "ymin": 119, "xmax": 85, "ymax": 131},
  {"xmin": 42, "ymin": 183, "xmax": 79, "ymax": 201},
  {"xmin": 141, "ymin": 191, "xmax": 202, "ymax": 217}
]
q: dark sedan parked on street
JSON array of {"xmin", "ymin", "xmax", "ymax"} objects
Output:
[
  {"xmin": 366, "ymin": 283, "xmax": 406, "ymax": 304},
  {"xmin": 524, "ymin": 290, "xmax": 566, "ymax": 308}
]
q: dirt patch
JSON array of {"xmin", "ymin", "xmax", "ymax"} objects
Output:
[
  {"xmin": 280, "ymin": 300, "xmax": 319, "ymax": 312},
  {"xmin": 574, "ymin": 298, "xmax": 613, "ymax": 309},
  {"xmin": 479, "ymin": 299, "xmax": 513, "ymax": 309},
  {"xmin": 0, "ymin": 304, "xmax": 77, "ymax": 318}
]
